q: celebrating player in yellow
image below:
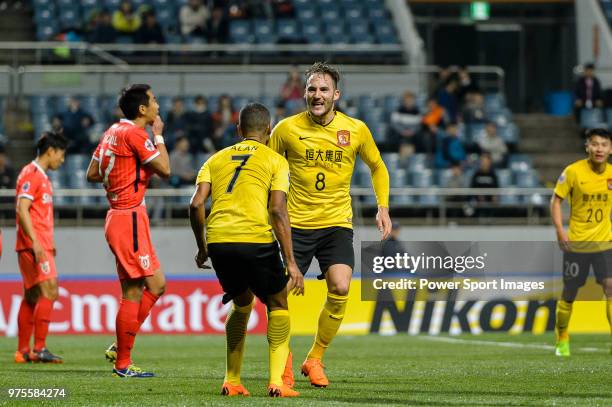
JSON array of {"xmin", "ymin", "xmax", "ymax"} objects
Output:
[
  {"xmin": 551, "ymin": 128, "xmax": 612, "ymax": 357},
  {"xmin": 189, "ymin": 103, "xmax": 304, "ymax": 397},
  {"xmin": 269, "ymin": 62, "xmax": 392, "ymax": 387}
]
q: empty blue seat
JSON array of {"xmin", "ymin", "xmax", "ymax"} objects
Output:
[
  {"xmin": 390, "ymin": 169, "xmax": 407, "ymax": 188},
  {"xmin": 320, "ymin": 6, "xmax": 341, "ymax": 21},
  {"xmin": 508, "ymin": 154, "xmax": 533, "ymax": 172},
  {"xmin": 351, "ymin": 32, "xmax": 375, "ymax": 44},
  {"xmin": 229, "ymin": 20, "xmax": 253, "ymax": 43},
  {"xmin": 296, "ymin": 5, "xmax": 317, "ymax": 20},
  {"xmin": 515, "ymin": 170, "xmax": 539, "ymax": 188},
  {"xmin": 497, "ymin": 123, "xmax": 519, "ymax": 144},
  {"xmin": 484, "ymin": 93, "xmax": 506, "ymax": 111},
  {"xmin": 580, "ymin": 108, "xmax": 605, "ymax": 129},
  {"xmin": 276, "ymin": 19, "xmax": 300, "ymax": 41},
  {"xmin": 405, "ymin": 154, "xmax": 427, "ymax": 172},
  {"xmin": 345, "ymin": 6, "xmax": 364, "ymax": 20}
]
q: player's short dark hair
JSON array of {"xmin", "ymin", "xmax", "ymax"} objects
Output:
[
  {"xmin": 585, "ymin": 128, "xmax": 611, "ymax": 140},
  {"xmin": 118, "ymin": 84, "xmax": 151, "ymax": 120},
  {"xmin": 239, "ymin": 103, "xmax": 270, "ymax": 135},
  {"xmin": 305, "ymin": 61, "xmax": 341, "ymax": 88},
  {"xmin": 36, "ymin": 131, "xmax": 68, "ymax": 155}
]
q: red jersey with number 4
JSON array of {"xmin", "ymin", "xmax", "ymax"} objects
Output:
[
  {"xmin": 93, "ymin": 119, "xmax": 160, "ymax": 209},
  {"xmin": 15, "ymin": 161, "xmax": 55, "ymax": 251}
]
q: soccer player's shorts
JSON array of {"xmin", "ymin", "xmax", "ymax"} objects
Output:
[
  {"xmin": 207, "ymin": 242, "xmax": 288, "ymax": 304},
  {"xmin": 291, "ymin": 226, "xmax": 354, "ymax": 278},
  {"xmin": 105, "ymin": 205, "xmax": 159, "ymax": 281},
  {"xmin": 562, "ymin": 249, "xmax": 612, "ymax": 289},
  {"xmin": 17, "ymin": 249, "xmax": 57, "ymax": 290}
]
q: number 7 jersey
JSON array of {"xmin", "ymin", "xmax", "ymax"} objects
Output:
[
  {"xmin": 92, "ymin": 119, "xmax": 160, "ymax": 209},
  {"xmin": 554, "ymin": 158, "xmax": 612, "ymax": 244}
]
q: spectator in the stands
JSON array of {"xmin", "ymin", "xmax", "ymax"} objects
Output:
[
  {"xmin": 52, "ymin": 97, "xmax": 95, "ymax": 154},
  {"xmin": 389, "ymin": 90, "xmax": 421, "ymax": 151},
  {"xmin": 88, "ymin": 9, "xmax": 117, "ymax": 43},
  {"xmin": 135, "ymin": 10, "xmax": 165, "ymax": 44},
  {"xmin": 434, "ymin": 66, "xmax": 453, "ymax": 95},
  {"xmin": 477, "ymin": 122, "xmax": 508, "ymax": 167},
  {"xmin": 273, "ymin": 0, "xmax": 294, "ymax": 18},
  {"xmin": 228, "ymin": 1, "xmax": 247, "ymax": 19},
  {"xmin": 184, "ymin": 95, "xmax": 215, "ymax": 153},
  {"xmin": 435, "ymin": 122, "xmax": 466, "ymax": 169},
  {"xmin": 461, "ymin": 91, "xmax": 486, "ymax": 124},
  {"xmin": 180, "ymin": 0, "xmax": 209, "ymax": 39},
  {"xmin": 436, "ymin": 78, "xmax": 459, "ymax": 122},
  {"xmin": 112, "ymin": 1, "xmax": 141, "ymax": 36},
  {"xmin": 574, "ymin": 62, "xmax": 603, "ymax": 121},
  {"xmin": 206, "ymin": 7, "xmax": 228, "ymax": 44},
  {"xmin": 212, "ymin": 94, "xmax": 239, "ymax": 149},
  {"xmin": 166, "ymin": 97, "xmax": 187, "ymax": 150},
  {"xmin": 271, "ymin": 101, "xmax": 287, "ymax": 127},
  {"xmin": 0, "ymin": 150, "xmax": 14, "ymax": 204},
  {"xmin": 415, "ymin": 97, "xmax": 446, "ymax": 154},
  {"xmin": 280, "ymin": 67, "xmax": 305, "ymax": 104},
  {"xmin": 470, "ymin": 153, "xmax": 499, "ymax": 216},
  {"xmin": 446, "ymin": 164, "xmax": 466, "ymax": 218},
  {"xmin": 456, "ymin": 66, "xmax": 480, "ymax": 102},
  {"xmin": 169, "ymin": 136, "xmax": 197, "ymax": 187}
]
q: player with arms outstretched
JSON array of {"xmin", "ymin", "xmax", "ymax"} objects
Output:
[
  {"xmin": 86, "ymin": 84, "xmax": 171, "ymax": 377},
  {"xmin": 551, "ymin": 128, "xmax": 612, "ymax": 356},
  {"xmin": 269, "ymin": 62, "xmax": 392, "ymax": 387},
  {"xmin": 190, "ymin": 103, "xmax": 304, "ymax": 397},
  {"xmin": 14, "ymin": 132, "xmax": 67, "ymax": 364}
]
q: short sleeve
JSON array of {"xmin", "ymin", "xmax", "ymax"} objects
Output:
[
  {"xmin": 269, "ymin": 120, "xmax": 287, "ymax": 155},
  {"xmin": 17, "ymin": 173, "xmax": 40, "ymax": 201},
  {"xmin": 271, "ymin": 156, "xmax": 290, "ymax": 193},
  {"xmin": 92, "ymin": 142, "xmax": 102, "ymax": 162},
  {"xmin": 127, "ymin": 128, "xmax": 160, "ymax": 164},
  {"xmin": 553, "ymin": 166, "xmax": 573, "ymax": 199},
  {"xmin": 196, "ymin": 160, "xmax": 211, "ymax": 185}
]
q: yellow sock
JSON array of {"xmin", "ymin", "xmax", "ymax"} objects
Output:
[
  {"xmin": 307, "ymin": 293, "xmax": 348, "ymax": 361},
  {"xmin": 606, "ymin": 299, "xmax": 612, "ymax": 338},
  {"xmin": 224, "ymin": 300, "xmax": 253, "ymax": 385},
  {"xmin": 555, "ymin": 300, "xmax": 573, "ymax": 342},
  {"xmin": 267, "ymin": 309, "xmax": 290, "ymax": 386}
]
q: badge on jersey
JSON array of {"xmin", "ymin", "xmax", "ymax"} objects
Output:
[
  {"xmin": 139, "ymin": 254, "xmax": 150, "ymax": 270},
  {"xmin": 22, "ymin": 181, "xmax": 30, "ymax": 192},
  {"xmin": 337, "ymin": 130, "xmax": 350, "ymax": 147},
  {"xmin": 40, "ymin": 261, "xmax": 50, "ymax": 274},
  {"xmin": 558, "ymin": 173, "xmax": 566, "ymax": 184},
  {"xmin": 145, "ymin": 139, "xmax": 155, "ymax": 152},
  {"xmin": 608, "ymin": 179, "xmax": 612, "ymax": 190}
]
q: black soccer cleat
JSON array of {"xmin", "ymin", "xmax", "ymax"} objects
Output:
[{"xmin": 33, "ymin": 348, "xmax": 64, "ymax": 364}]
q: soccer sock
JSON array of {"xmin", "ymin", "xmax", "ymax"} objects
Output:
[
  {"xmin": 555, "ymin": 300, "xmax": 573, "ymax": 342},
  {"xmin": 137, "ymin": 289, "xmax": 159, "ymax": 328},
  {"xmin": 307, "ymin": 293, "xmax": 348, "ymax": 361},
  {"xmin": 224, "ymin": 300, "xmax": 253, "ymax": 385},
  {"xmin": 17, "ymin": 299, "xmax": 34, "ymax": 353},
  {"xmin": 267, "ymin": 309, "xmax": 290, "ymax": 386},
  {"xmin": 115, "ymin": 299, "xmax": 140, "ymax": 370},
  {"xmin": 33, "ymin": 296, "xmax": 54, "ymax": 352},
  {"xmin": 606, "ymin": 299, "xmax": 612, "ymax": 339}
]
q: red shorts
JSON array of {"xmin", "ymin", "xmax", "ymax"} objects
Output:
[
  {"xmin": 105, "ymin": 205, "xmax": 160, "ymax": 281},
  {"xmin": 18, "ymin": 250, "xmax": 57, "ymax": 290}
]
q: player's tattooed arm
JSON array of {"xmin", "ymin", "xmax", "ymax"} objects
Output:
[
  {"xmin": 189, "ymin": 181, "xmax": 211, "ymax": 269},
  {"xmin": 269, "ymin": 190, "xmax": 304, "ymax": 296}
]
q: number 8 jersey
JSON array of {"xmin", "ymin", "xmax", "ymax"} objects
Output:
[
  {"xmin": 554, "ymin": 158, "xmax": 612, "ymax": 246},
  {"xmin": 92, "ymin": 119, "xmax": 160, "ymax": 209}
]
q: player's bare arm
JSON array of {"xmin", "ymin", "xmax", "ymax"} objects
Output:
[
  {"xmin": 550, "ymin": 194, "xmax": 570, "ymax": 252},
  {"xmin": 269, "ymin": 190, "xmax": 304, "ymax": 296},
  {"xmin": 189, "ymin": 181, "xmax": 211, "ymax": 269},
  {"xmin": 16, "ymin": 197, "xmax": 46, "ymax": 263},
  {"xmin": 85, "ymin": 157, "xmax": 103, "ymax": 183},
  {"xmin": 145, "ymin": 115, "xmax": 171, "ymax": 179}
]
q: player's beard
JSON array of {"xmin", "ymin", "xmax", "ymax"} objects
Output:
[{"xmin": 308, "ymin": 98, "xmax": 334, "ymax": 120}]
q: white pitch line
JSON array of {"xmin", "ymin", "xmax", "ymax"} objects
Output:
[{"xmin": 417, "ymin": 335, "xmax": 601, "ymax": 352}]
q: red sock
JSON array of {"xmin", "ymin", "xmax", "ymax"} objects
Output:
[
  {"xmin": 17, "ymin": 299, "xmax": 34, "ymax": 353},
  {"xmin": 115, "ymin": 299, "xmax": 139, "ymax": 370},
  {"xmin": 137, "ymin": 290, "xmax": 159, "ymax": 328},
  {"xmin": 33, "ymin": 297, "xmax": 54, "ymax": 352}
]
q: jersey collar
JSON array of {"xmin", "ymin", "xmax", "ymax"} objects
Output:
[
  {"xmin": 307, "ymin": 110, "xmax": 337, "ymax": 127},
  {"xmin": 32, "ymin": 160, "xmax": 48, "ymax": 178},
  {"xmin": 120, "ymin": 118, "xmax": 136, "ymax": 126}
]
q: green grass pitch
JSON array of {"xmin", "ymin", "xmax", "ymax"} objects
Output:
[{"xmin": 1, "ymin": 334, "xmax": 612, "ymax": 406}]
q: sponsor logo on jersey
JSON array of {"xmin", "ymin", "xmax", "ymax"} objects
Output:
[
  {"xmin": 145, "ymin": 139, "xmax": 155, "ymax": 152},
  {"xmin": 139, "ymin": 254, "xmax": 150, "ymax": 270},
  {"xmin": 42, "ymin": 193, "xmax": 53, "ymax": 204},
  {"xmin": 337, "ymin": 130, "xmax": 350, "ymax": 147}
]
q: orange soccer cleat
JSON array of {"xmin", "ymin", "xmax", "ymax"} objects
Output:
[
  {"xmin": 282, "ymin": 351, "xmax": 295, "ymax": 388},
  {"xmin": 221, "ymin": 382, "xmax": 250, "ymax": 396},
  {"xmin": 268, "ymin": 384, "xmax": 300, "ymax": 398},
  {"xmin": 301, "ymin": 358, "xmax": 329, "ymax": 388},
  {"xmin": 14, "ymin": 351, "xmax": 33, "ymax": 364}
]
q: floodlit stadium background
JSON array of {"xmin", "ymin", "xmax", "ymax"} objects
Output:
[{"xmin": 0, "ymin": 0, "xmax": 608, "ymax": 337}]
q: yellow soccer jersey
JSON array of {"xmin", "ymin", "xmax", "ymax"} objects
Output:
[
  {"xmin": 554, "ymin": 159, "xmax": 612, "ymax": 250},
  {"xmin": 269, "ymin": 111, "xmax": 389, "ymax": 229},
  {"xmin": 196, "ymin": 139, "xmax": 290, "ymax": 244}
]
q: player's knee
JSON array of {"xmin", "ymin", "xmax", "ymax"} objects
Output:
[{"xmin": 328, "ymin": 282, "xmax": 350, "ymax": 296}]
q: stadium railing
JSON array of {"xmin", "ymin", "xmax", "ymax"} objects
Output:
[{"xmin": 0, "ymin": 187, "xmax": 551, "ymax": 226}]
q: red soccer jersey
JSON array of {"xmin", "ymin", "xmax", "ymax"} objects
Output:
[
  {"xmin": 15, "ymin": 161, "xmax": 55, "ymax": 251},
  {"xmin": 92, "ymin": 119, "xmax": 160, "ymax": 209}
]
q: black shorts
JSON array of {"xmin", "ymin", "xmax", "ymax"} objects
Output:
[
  {"xmin": 562, "ymin": 249, "xmax": 612, "ymax": 289},
  {"xmin": 208, "ymin": 242, "xmax": 288, "ymax": 304},
  {"xmin": 292, "ymin": 226, "xmax": 354, "ymax": 278}
]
